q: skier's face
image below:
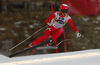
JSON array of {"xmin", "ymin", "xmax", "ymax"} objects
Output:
[
  {"xmin": 61, "ymin": 9, "xmax": 68, "ymax": 16},
  {"xmin": 61, "ymin": 12, "xmax": 66, "ymax": 16},
  {"xmin": 61, "ymin": 9, "xmax": 68, "ymax": 13}
]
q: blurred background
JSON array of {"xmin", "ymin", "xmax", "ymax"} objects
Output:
[{"xmin": 0, "ymin": 0, "xmax": 100, "ymax": 56}]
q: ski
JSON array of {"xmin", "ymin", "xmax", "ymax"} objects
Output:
[
  {"xmin": 8, "ymin": 39, "xmax": 53, "ymax": 58},
  {"xmin": 36, "ymin": 46, "xmax": 58, "ymax": 50}
]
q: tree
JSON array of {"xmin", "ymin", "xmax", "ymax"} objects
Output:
[
  {"xmin": 0, "ymin": 0, "xmax": 2, "ymax": 12},
  {"xmin": 2, "ymin": 0, "xmax": 8, "ymax": 13},
  {"xmin": 55, "ymin": 0, "xmax": 61, "ymax": 11}
]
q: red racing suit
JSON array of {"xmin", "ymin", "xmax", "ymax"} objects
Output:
[{"xmin": 32, "ymin": 12, "xmax": 77, "ymax": 46}]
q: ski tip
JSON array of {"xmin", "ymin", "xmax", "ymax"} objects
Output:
[
  {"xmin": 8, "ymin": 56, "xmax": 11, "ymax": 58},
  {"xmin": 8, "ymin": 55, "xmax": 13, "ymax": 58}
]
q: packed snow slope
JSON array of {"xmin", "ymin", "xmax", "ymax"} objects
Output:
[{"xmin": 0, "ymin": 49, "xmax": 100, "ymax": 65}]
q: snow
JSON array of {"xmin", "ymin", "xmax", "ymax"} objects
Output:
[
  {"xmin": 29, "ymin": 25, "xmax": 34, "ymax": 28},
  {"xmin": 82, "ymin": 17, "xmax": 90, "ymax": 22},
  {"xmin": 0, "ymin": 28, "xmax": 7, "ymax": 31},
  {"xmin": 94, "ymin": 27, "xmax": 100, "ymax": 31},
  {"xmin": 14, "ymin": 21, "xmax": 21, "ymax": 25},
  {"xmin": 93, "ymin": 21, "xmax": 99, "ymax": 24},
  {"xmin": 96, "ymin": 16, "xmax": 100, "ymax": 20},
  {"xmin": 0, "ymin": 49, "xmax": 100, "ymax": 65}
]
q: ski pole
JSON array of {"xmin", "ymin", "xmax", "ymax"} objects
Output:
[
  {"xmin": 57, "ymin": 38, "xmax": 75, "ymax": 46},
  {"xmin": 8, "ymin": 25, "xmax": 47, "ymax": 52}
]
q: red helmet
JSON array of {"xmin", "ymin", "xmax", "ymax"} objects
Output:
[{"xmin": 60, "ymin": 4, "xmax": 69, "ymax": 10}]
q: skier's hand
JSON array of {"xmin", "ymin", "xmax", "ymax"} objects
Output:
[
  {"xmin": 76, "ymin": 31, "xmax": 81, "ymax": 38},
  {"xmin": 47, "ymin": 22, "xmax": 53, "ymax": 26}
]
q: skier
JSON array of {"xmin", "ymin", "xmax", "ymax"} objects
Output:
[{"xmin": 30, "ymin": 4, "xmax": 81, "ymax": 47}]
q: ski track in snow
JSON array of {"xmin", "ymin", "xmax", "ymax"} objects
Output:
[{"xmin": 0, "ymin": 49, "xmax": 100, "ymax": 65}]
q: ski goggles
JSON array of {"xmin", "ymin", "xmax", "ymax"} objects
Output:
[{"xmin": 61, "ymin": 9, "xmax": 68, "ymax": 13}]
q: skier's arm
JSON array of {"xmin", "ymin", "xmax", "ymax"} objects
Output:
[
  {"xmin": 45, "ymin": 13, "xmax": 56, "ymax": 24},
  {"xmin": 68, "ymin": 18, "xmax": 78, "ymax": 33},
  {"xmin": 68, "ymin": 18, "xmax": 81, "ymax": 38}
]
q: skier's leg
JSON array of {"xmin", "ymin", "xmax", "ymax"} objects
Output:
[
  {"xmin": 51, "ymin": 27, "xmax": 64, "ymax": 42},
  {"xmin": 32, "ymin": 26, "xmax": 53, "ymax": 46},
  {"xmin": 32, "ymin": 35, "xmax": 49, "ymax": 46}
]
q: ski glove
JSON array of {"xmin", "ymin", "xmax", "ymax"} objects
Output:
[
  {"xmin": 76, "ymin": 31, "xmax": 81, "ymax": 38},
  {"xmin": 47, "ymin": 22, "xmax": 53, "ymax": 26}
]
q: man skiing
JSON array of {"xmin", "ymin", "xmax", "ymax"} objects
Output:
[
  {"xmin": 30, "ymin": 4, "xmax": 81, "ymax": 46},
  {"xmin": 8, "ymin": 4, "xmax": 81, "ymax": 58}
]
